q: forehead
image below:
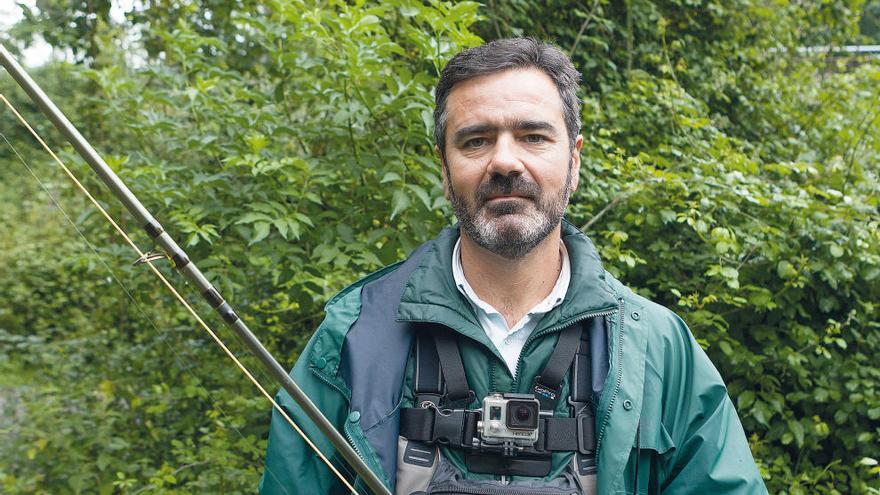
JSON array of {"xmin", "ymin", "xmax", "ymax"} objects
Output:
[{"xmin": 444, "ymin": 68, "xmax": 566, "ymax": 132}]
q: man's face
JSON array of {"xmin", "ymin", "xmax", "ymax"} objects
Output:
[{"xmin": 440, "ymin": 68, "xmax": 583, "ymax": 259}]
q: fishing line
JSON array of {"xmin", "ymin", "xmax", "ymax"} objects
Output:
[
  {"xmin": 1, "ymin": 94, "xmax": 359, "ymax": 493},
  {"xmin": 0, "ymin": 129, "xmax": 301, "ymax": 495}
]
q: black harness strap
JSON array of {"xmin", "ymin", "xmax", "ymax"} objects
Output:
[
  {"xmin": 400, "ymin": 318, "xmax": 602, "ymax": 474},
  {"xmin": 570, "ymin": 319, "xmax": 598, "ymax": 468},
  {"xmin": 414, "ymin": 332, "xmax": 443, "ymax": 406},
  {"xmin": 400, "ymin": 407, "xmax": 479, "ymax": 448},
  {"xmin": 433, "ymin": 330, "xmax": 472, "ymax": 405},
  {"xmin": 539, "ymin": 416, "xmax": 595, "ymax": 454},
  {"xmin": 570, "ymin": 321, "xmax": 593, "ymax": 405},
  {"xmin": 536, "ymin": 320, "xmax": 598, "ymax": 455},
  {"xmin": 531, "ymin": 323, "xmax": 583, "ymax": 410}
]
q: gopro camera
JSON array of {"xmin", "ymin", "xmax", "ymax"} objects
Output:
[{"xmin": 477, "ymin": 393, "xmax": 540, "ymax": 447}]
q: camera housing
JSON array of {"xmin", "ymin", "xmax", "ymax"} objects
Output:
[{"xmin": 477, "ymin": 393, "xmax": 540, "ymax": 447}]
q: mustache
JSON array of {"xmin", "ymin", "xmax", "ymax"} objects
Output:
[{"xmin": 474, "ymin": 174, "xmax": 540, "ymax": 204}]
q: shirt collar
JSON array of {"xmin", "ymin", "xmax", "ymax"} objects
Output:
[{"xmin": 451, "ymin": 237, "xmax": 571, "ymax": 319}]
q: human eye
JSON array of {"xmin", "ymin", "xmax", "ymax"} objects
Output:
[
  {"xmin": 524, "ymin": 134, "xmax": 546, "ymax": 144},
  {"xmin": 464, "ymin": 137, "xmax": 488, "ymax": 148}
]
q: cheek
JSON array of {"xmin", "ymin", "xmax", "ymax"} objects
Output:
[
  {"xmin": 530, "ymin": 160, "xmax": 570, "ymax": 188},
  {"xmin": 447, "ymin": 162, "xmax": 486, "ymax": 192},
  {"xmin": 449, "ymin": 176, "xmax": 478, "ymax": 201}
]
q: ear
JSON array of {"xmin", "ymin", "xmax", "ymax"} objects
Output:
[
  {"xmin": 437, "ymin": 145, "xmax": 451, "ymax": 200},
  {"xmin": 569, "ymin": 135, "xmax": 583, "ymax": 193}
]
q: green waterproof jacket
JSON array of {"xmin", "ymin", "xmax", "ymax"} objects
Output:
[{"xmin": 260, "ymin": 222, "xmax": 767, "ymax": 494}]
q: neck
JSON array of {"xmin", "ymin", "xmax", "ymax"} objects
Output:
[{"xmin": 459, "ymin": 226, "xmax": 563, "ymax": 327}]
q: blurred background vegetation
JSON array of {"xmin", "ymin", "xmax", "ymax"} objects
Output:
[{"xmin": 1, "ymin": 0, "xmax": 878, "ymax": 493}]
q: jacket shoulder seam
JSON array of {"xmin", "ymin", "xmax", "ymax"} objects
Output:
[{"xmin": 325, "ymin": 260, "xmax": 406, "ymax": 309}]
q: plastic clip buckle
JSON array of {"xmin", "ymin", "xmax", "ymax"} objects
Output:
[{"xmin": 577, "ymin": 413, "xmax": 596, "ymax": 455}]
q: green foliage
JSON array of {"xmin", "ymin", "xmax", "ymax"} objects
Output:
[
  {"xmin": 479, "ymin": 1, "xmax": 880, "ymax": 492},
  {"xmin": 2, "ymin": 1, "xmax": 481, "ymax": 493},
  {"xmin": 1, "ymin": 0, "xmax": 879, "ymax": 493},
  {"xmin": 860, "ymin": 0, "xmax": 880, "ymax": 42}
]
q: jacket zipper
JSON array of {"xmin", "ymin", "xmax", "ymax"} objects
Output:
[
  {"xmin": 311, "ymin": 367, "xmax": 375, "ymax": 483},
  {"xmin": 595, "ymin": 297, "xmax": 625, "ymax": 454},
  {"xmin": 511, "ymin": 306, "xmax": 618, "ymax": 390},
  {"xmin": 344, "ymin": 426, "xmax": 365, "ymax": 466},
  {"xmin": 344, "ymin": 423, "xmax": 384, "ymax": 494},
  {"xmin": 312, "ymin": 366, "xmax": 350, "ymax": 401}
]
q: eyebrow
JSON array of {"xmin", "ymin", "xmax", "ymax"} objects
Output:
[{"xmin": 451, "ymin": 119, "xmax": 559, "ymax": 145}]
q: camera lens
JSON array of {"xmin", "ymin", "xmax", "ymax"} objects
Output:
[{"xmin": 505, "ymin": 399, "xmax": 539, "ymax": 430}]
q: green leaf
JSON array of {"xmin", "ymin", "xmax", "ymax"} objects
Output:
[
  {"xmin": 829, "ymin": 244, "xmax": 844, "ymax": 258},
  {"xmin": 249, "ymin": 222, "xmax": 271, "ymax": 245},
  {"xmin": 399, "ymin": 6, "xmax": 420, "ymax": 17},
  {"xmin": 777, "ymin": 260, "xmax": 797, "ymax": 279},
  {"xmin": 787, "ymin": 419, "xmax": 805, "ymax": 448},
  {"xmin": 274, "ymin": 219, "xmax": 289, "ymax": 239},
  {"xmin": 390, "ymin": 189, "xmax": 411, "ymax": 220},
  {"xmin": 737, "ymin": 390, "xmax": 756, "ymax": 410},
  {"xmin": 235, "ymin": 212, "xmax": 273, "ymax": 224},
  {"xmin": 294, "ymin": 212, "xmax": 315, "ymax": 227},
  {"xmin": 407, "ymin": 184, "xmax": 431, "ymax": 209},
  {"xmin": 381, "ymin": 172, "xmax": 402, "ymax": 183}
]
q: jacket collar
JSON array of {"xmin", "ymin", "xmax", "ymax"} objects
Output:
[{"xmin": 396, "ymin": 219, "xmax": 619, "ymax": 344}]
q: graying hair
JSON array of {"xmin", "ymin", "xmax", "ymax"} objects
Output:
[{"xmin": 433, "ymin": 38, "xmax": 582, "ymax": 156}]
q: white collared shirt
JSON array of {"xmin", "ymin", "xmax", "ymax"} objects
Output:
[{"xmin": 452, "ymin": 238, "xmax": 571, "ymax": 377}]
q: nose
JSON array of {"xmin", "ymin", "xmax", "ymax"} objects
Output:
[{"xmin": 486, "ymin": 133, "xmax": 525, "ymax": 177}]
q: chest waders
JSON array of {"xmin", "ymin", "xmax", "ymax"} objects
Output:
[{"xmin": 396, "ymin": 322, "xmax": 599, "ymax": 495}]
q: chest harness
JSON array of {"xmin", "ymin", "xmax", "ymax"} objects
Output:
[{"xmin": 397, "ymin": 321, "xmax": 599, "ymax": 492}]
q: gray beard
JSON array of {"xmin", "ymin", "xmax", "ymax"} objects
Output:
[{"xmin": 447, "ymin": 160, "xmax": 573, "ymax": 260}]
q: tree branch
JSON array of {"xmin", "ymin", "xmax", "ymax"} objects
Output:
[
  {"xmin": 582, "ymin": 194, "xmax": 623, "ymax": 231},
  {"xmin": 569, "ymin": 0, "xmax": 602, "ymax": 56}
]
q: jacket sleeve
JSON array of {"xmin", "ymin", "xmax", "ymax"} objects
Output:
[
  {"xmin": 259, "ymin": 325, "xmax": 351, "ymax": 495},
  {"xmin": 658, "ymin": 311, "xmax": 767, "ymax": 494}
]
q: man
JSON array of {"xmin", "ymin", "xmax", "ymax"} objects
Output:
[{"xmin": 261, "ymin": 38, "xmax": 766, "ymax": 494}]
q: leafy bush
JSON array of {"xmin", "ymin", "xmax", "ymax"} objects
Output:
[{"xmin": 1, "ymin": 0, "xmax": 878, "ymax": 493}]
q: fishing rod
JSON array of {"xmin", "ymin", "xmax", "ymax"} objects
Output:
[{"xmin": 0, "ymin": 42, "xmax": 390, "ymax": 495}]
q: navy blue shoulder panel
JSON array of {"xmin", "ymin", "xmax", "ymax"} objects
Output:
[
  {"xmin": 340, "ymin": 241, "xmax": 433, "ymax": 485},
  {"xmin": 590, "ymin": 315, "xmax": 611, "ymax": 400}
]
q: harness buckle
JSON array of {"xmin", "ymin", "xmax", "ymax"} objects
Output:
[
  {"xmin": 566, "ymin": 398, "xmax": 597, "ymax": 455},
  {"xmin": 567, "ymin": 397, "xmax": 590, "ymax": 416},
  {"xmin": 417, "ymin": 393, "xmax": 443, "ymax": 408},
  {"xmin": 427, "ymin": 406, "xmax": 480, "ymax": 448},
  {"xmin": 577, "ymin": 410, "xmax": 596, "ymax": 455}
]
